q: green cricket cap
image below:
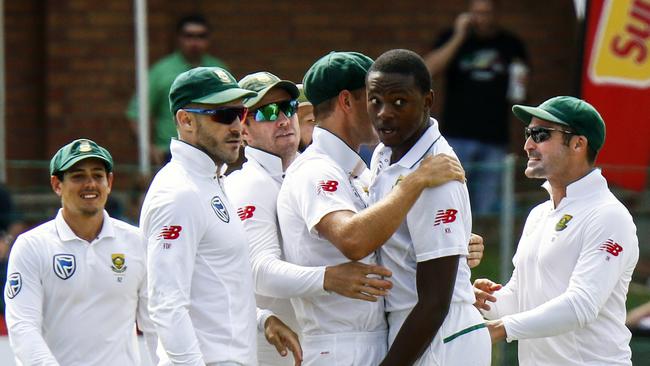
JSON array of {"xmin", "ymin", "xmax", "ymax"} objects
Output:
[
  {"xmin": 50, "ymin": 138, "xmax": 113, "ymax": 176},
  {"xmin": 303, "ymin": 51, "xmax": 374, "ymax": 106},
  {"xmin": 513, "ymin": 96, "xmax": 606, "ymax": 153},
  {"xmin": 238, "ymin": 72, "xmax": 300, "ymax": 108},
  {"xmin": 169, "ymin": 66, "xmax": 257, "ymax": 114}
]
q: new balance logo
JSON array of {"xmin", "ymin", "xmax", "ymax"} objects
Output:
[
  {"xmin": 318, "ymin": 180, "xmax": 339, "ymax": 192},
  {"xmin": 158, "ymin": 225, "xmax": 182, "ymax": 240},
  {"xmin": 434, "ymin": 209, "xmax": 458, "ymax": 226},
  {"xmin": 237, "ymin": 206, "xmax": 256, "ymax": 221},
  {"xmin": 599, "ymin": 239, "xmax": 623, "ymax": 257}
]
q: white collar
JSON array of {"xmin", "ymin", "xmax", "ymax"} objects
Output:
[
  {"xmin": 55, "ymin": 209, "xmax": 115, "ymax": 243},
  {"xmin": 377, "ymin": 118, "xmax": 442, "ymax": 169},
  {"xmin": 542, "ymin": 168, "xmax": 607, "ymax": 200},
  {"xmin": 169, "ymin": 139, "xmax": 219, "ymax": 178},
  {"xmin": 244, "ymin": 146, "xmax": 287, "ymax": 182},
  {"xmin": 311, "ymin": 127, "xmax": 367, "ymax": 178}
]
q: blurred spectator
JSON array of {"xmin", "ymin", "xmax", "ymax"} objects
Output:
[
  {"xmin": 126, "ymin": 14, "xmax": 228, "ymax": 165},
  {"xmin": 296, "ymin": 84, "xmax": 316, "ymax": 152},
  {"xmin": 424, "ymin": 0, "xmax": 528, "ymax": 215}
]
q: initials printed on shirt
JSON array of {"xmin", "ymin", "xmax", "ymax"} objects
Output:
[
  {"xmin": 434, "ymin": 209, "xmax": 458, "ymax": 226},
  {"xmin": 158, "ymin": 225, "xmax": 182, "ymax": 240},
  {"xmin": 237, "ymin": 205, "xmax": 256, "ymax": 221},
  {"xmin": 599, "ymin": 239, "xmax": 624, "ymax": 257}
]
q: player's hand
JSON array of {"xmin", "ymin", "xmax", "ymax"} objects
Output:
[
  {"xmin": 486, "ymin": 319, "xmax": 507, "ymax": 343},
  {"xmin": 473, "ymin": 278, "xmax": 502, "ymax": 311},
  {"xmin": 467, "ymin": 233, "xmax": 484, "ymax": 268},
  {"xmin": 412, "ymin": 154, "xmax": 465, "ymax": 189},
  {"xmin": 264, "ymin": 315, "xmax": 303, "ymax": 366},
  {"xmin": 324, "ymin": 262, "xmax": 393, "ymax": 302},
  {"xmin": 454, "ymin": 12, "xmax": 473, "ymax": 38}
]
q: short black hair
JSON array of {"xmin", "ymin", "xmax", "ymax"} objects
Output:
[
  {"xmin": 368, "ymin": 49, "xmax": 431, "ymax": 94},
  {"xmin": 176, "ymin": 14, "xmax": 211, "ymax": 34}
]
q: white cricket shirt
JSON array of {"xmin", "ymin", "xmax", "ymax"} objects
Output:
[
  {"xmin": 4, "ymin": 210, "xmax": 155, "ymax": 366},
  {"xmin": 277, "ymin": 127, "xmax": 386, "ymax": 336},
  {"xmin": 368, "ymin": 121, "xmax": 476, "ymax": 333},
  {"xmin": 482, "ymin": 169, "xmax": 639, "ymax": 365},
  {"xmin": 140, "ymin": 139, "xmax": 257, "ymax": 366}
]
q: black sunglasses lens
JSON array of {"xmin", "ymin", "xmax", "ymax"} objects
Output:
[
  {"xmin": 525, "ymin": 127, "xmax": 551, "ymax": 143},
  {"xmin": 211, "ymin": 108, "xmax": 245, "ymax": 124},
  {"xmin": 280, "ymin": 100, "xmax": 298, "ymax": 118}
]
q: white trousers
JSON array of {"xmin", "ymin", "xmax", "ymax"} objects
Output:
[{"xmin": 302, "ymin": 330, "xmax": 388, "ymax": 366}]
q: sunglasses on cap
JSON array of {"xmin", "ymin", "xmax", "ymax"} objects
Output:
[
  {"xmin": 250, "ymin": 99, "xmax": 299, "ymax": 122},
  {"xmin": 525, "ymin": 126, "xmax": 574, "ymax": 144},
  {"xmin": 183, "ymin": 107, "xmax": 248, "ymax": 125}
]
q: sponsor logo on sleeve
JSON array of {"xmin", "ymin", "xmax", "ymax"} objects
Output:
[
  {"xmin": 317, "ymin": 180, "xmax": 339, "ymax": 194},
  {"xmin": 237, "ymin": 205, "xmax": 256, "ymax": 221},
  {"xmin": 211, "ymin": 195, "xmax": 230, "ymax": 223},
  {"xmin": 53, "ymin": 254, "xmax": 76, "ymax": 280},
  {"xmin": 599, "ymin": 239, "xmax": 624, "ymax": 257},
  {"xmin": 5, "ymin": 272, "xmax": 21, "ymax": 299},
  {"xmin": 110, "ymin": 253, "xmax": 127, "ymax": 273},
  {"xmin": 434, "ymin": 209, "xmax": 458, "ymax": 226},
  {"xmin": 158, "ymin": 225, "xmax": 182, "ymax": 240},
  {"xmin": 555, "ymin": 214, "xmax": 573, "ymax": 231}
]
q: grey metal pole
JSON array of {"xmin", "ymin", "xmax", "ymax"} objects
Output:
[
  {"xmin": 134, "ymin": 0, "xmax": 150, "ymax": 176},
  {"xmin": 0, "ymin": 0, "xmax": 6, "ymax": 183},
  {"xmin": 497, "ymin": 154, "xmax": 516, "ymax": 365}
]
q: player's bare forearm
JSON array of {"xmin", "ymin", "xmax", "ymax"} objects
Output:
[
  {"xmin": 486, "ymin": 319, "xmax": 507, "ymax": 343},
  {"xmin": 317, "ymin": 154, "xmax": 464, "ymax": 260},
  {"xmin": 380, "ymin": 256, "xmax": 458, "ymax": 365}
]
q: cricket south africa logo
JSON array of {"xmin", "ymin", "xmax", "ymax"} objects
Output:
[
  {"xmin": 211, "ymin": 195, "xmax": 230, "ymax": 223},
  {"xmin": 53, "ymin": 254, "xmax": 76, "ymax": 280},
  {"xmin": 111, "ymin": 253, "xmax": 127, "ymax": 273},
  {"xmin": 5, "ymin": 272, "xmax": 21, "ymax": 299},
  {"xmin": 555, "ymin": 214, "xmax": 573, "ymax": 231}
]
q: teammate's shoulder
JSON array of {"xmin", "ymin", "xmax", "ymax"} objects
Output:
[{"xmin": 109, "ymin": 217, "xmax": 141, "ymax": 234}]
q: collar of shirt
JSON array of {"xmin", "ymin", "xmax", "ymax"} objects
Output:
[
  {"xmin": 542, "ymin": 168, "xmax": 607, "ymax": 208},
  {"xmin": 311, "ymin": 127, "xmax": 367, "ymax": 178},
  {"xmin": 244, "ymin": 146, "xmax": 287, "ymax": 183},
  {"xmin": 376, "ymin": 118, "xmax": 442, "ymax": 170},
  {"xmin": 169, "ymin": 138, "xmax": 220, "ymax": 178},
  {"xmin": 54, "ymin": 209, "xmax": 115, "ymax": 243}
]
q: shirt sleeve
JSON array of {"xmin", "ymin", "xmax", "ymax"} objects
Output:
[
  {"xmin": 134, "ymin": 231, "xmax": 159, "ymax": 365},
  {"xmin": 256, "ymin": 307, "xmax": 275, "ymax": 333},
  {"xmin": 230, "ymin": 191, "xmax": 328, "ymax": 299},
  {"xmin": 502, "ymin": 203, "xmax": 639, "ymax": 341},
  {"xmin": 144, "ymin": 189, "xmax": 204, "ymax": 365},
  {"xmin": 4, "ymin": 236, "xmax": 60, "ymax": 365},
  {"xmin": 407, "ymin": 181, "xmax": 469, "ymax": 263},
  {"xmin": 294, "ymin": 160, "xmax": 360, "ymax": 234}
]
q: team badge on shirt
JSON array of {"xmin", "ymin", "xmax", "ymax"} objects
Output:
[
  {"xmin": 317, "ymin": 180, "xmax": 339, "ymax": 194},
  {"xmin": 599, "ymin": 239, "xmax": 623, "ymax": 257},
  {"xmin": 53, "ymin": 254, "xmax": 76, "ymax": 280},
  {"xmin": 211, "ymin": 195, "xmax": 230, "ymax": 223},
  {"xmin": 5, "ymin": 272, "xmax": 21, "ymax": 299},
  {"xmin": 111, "ymin": 253, "xmax": 127, "ymax": 273},
  {"xmin": 237, "ymin": 205, "xmax": 256, "ymax": 221},
  {"xmin": 555, "ymin": 214, "xmax": 573, "ymax": 231}
]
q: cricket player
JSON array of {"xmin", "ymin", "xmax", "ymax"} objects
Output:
[
  {"xmin": 277, "ymin": 51, "xmax": 468, "ymax": 365},
  {"xmin": 365, "ymin": 49, "xmax": 491, "ymax": 366},
  {"xmin": 475, "ymin": 96, "xmax": 639, "ymax": 365},
  {"xmin": 4, "ymin": 138, "xmax": 157, "ymax": 365},
  {"xmin": 225, "ymin": 71, "xmax": 395, "ymax": 365},
  {"xmin": 140, "ymin": 67, "xmax": 300, "ymax": 366}
]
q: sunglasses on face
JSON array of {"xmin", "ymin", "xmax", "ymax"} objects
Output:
[
  {"xmin": 183, "ymin": 107, "xmax": 248, "ymax": 125},
  {"xmin": 181, "ymin": 32, "xmax": 209, "ymax": 40},
  {"xmin": 524, "ymin": 126, "xmax": 574, "ymax": 143},
  {"xmin": 250, "ymin": 99, "xmax": 299, "ymax": 122}
]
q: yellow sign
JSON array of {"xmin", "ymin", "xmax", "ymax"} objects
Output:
[{"xmin": 589, "ymin": 0, "xmax": 650, "ymax": 87}]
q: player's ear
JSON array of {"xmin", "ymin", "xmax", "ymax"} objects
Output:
[{"xmin": 51, "ymin": 175, "xmax": 63, "ymax": 197}]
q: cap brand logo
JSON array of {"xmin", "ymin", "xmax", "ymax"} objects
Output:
[
  {"xmin": 79, "ymin": 140, "xmax": 92, "ymax": 152},
  {"xmin": 214, "ymin": 69, "xmax": 231, "ymax": 83}
]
